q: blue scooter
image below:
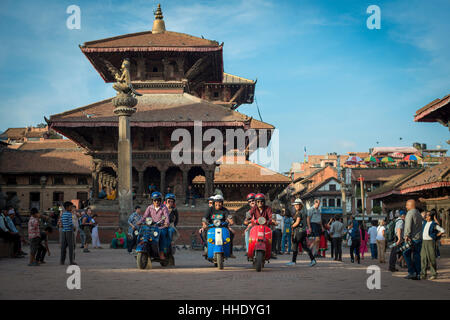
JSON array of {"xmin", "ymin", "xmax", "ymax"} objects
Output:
[
  {"xmin": 205, "ymin": 217, "xmax": 231, "ymax": 270},
  {"xmin": 136, "ymin": 216, "xmax": 174, "ymax": 269}
]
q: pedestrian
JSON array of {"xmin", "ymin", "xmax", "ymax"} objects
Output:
[
  {"xmin": 281, "ymin": 211, "xmax": 293, "ymax": 254},
  {"xmin": 166, "ymin": 193, "xmax": 179, "ymax": 245},
  {"xmin": 2, "ymin": 209, "xmax": 24, "ymax": 257},
  {"xmin": 368, "ymin": 220, "xmax": 378, "ymax": 259},
  {"xmin": 91, "ymin": 214, "xmax": 101, "ymax": 249},
  {"xmin": 78, "ymin": 210, "xmax": 86, "ymax": 249},
  {"xmin": 306, "ymin": 199, "xmax": 322, "ymax": 256},
  {"xmin": 59, "ymin": 201, "xmax": 77, "ymax": 265},
  {"xmin": 329, "ymin": 215, "xmax": 344, "ymax": 261},
  {"xmin": 376, "ymin": 220, "xmax": 386, "ymax": 263},
  {"xmin": 403, "ymin": 199, "xmax": 423, "ymax": 280},
  {"xmin": 184, "ymin": 184, "xmax": 196, "ymax": 208},
  {"xmin": 359, "ymin": 223, "xmax": 368, "ymax": 260},
  {"xmin": 318, "ymin": 218, "xmax": 329, "ymax": 258},
  {"xmin": 127, "ymin": 206, "xmax": 142, "ymax": 254},
  {"xmin": 286, "ymin": 198, "xmax": 316, "ymax": 267},
  {"xmin": 389, "ymin": 210, "xmax": 406, "ymax": 272},
  {"xmin": 420, "ymin": 211, "xmax": 445, "ymax": 280},
  {"xmin": 81, "ymin": 207, "xmax": 94, "ymax": 253},
  {"xmin": 349, "ymin": 220, "xmax": 361, "ymax": 264},
  {"xmin": 272, "ymin": 209, "xmax": 283, "ymax": 255},
  {"xmin": 36, "ymin": 226, "xmax": 52, "ymax": 264},
  {"xmin": 71, "ymin": 207, "xmax": 80, "ymax": 247},
  {"xmin": 111, "ymin": 227, "xmax": 127, "ymax": 249},
  {"xmin": 27, "ymin": 208, "xmax": 41, "ymax": 266}
]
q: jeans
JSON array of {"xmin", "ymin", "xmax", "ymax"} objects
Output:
[
  {"xmin": 389, "ymin": 245, "xmax": 399, "ymax": 270},
  {"xmin": 370, "ymin": 243, "xmax": 378, "ymax": 259},
  {"xmin": 292, "ymin": 231, "xmax": 314, "ymax": 262},
  {"xmin": 403, "ymin": 239, "xmax": 422, "ymax": 276},
  {"xmin": 332, "ymin": 237, "xmax": 342, "ymax": 260},
  {"xmin": 350, "ymin": 239, "xmax": 360, "ymax": 263},
  {"xmin": 272, "ymin": 229, "xmax": 282, "ymax": 253},
  {"xmin": 60, "ymin": 231, "xmax": 75, "ymax": 264},
  {"xmin": 244, "ymin": 228, "xmax": 250, "ymax": 252},
  {"xmin": 281, "ymin": 232, "xmax": 292, "ymax": 253},
  {"xmin": 79, "ymin": 228, "xmax": 86, "ymax": 247}
]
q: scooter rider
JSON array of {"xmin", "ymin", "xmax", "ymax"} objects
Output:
[
  {"xmin": 165, "ymin": 193, "xmax": 179, "ymax": 244},
  {"xmin": 286, "ymin": 198, "xmax": 317, "ymax": 267},
  {"xmin": 202, "ymin": 195, "xmax": 235, "ymax": 258},
  {"xmin": 243, "ymin": 193, "xmax": 256, "ymax": 254},
  {"xmin": 139, "ymin": 191, "xmax": 170, "ymax": 261}
]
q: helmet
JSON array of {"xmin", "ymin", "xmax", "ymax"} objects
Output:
[
  {"xmin": 165, "ymin": 193, "xmax": 176, "ymax": 201},
  {"xmin": 208, "ymin": 196, "xmax": 215, "ymax": 201},
  {"xmin": 255, "ymin": 193, "xmax": 265, "ymax": 201},
  {"xmin": 246, "ymin": 193, "xmax": 256, "ymax": 201},
  {"xmin": 151, "ymin": 192, "xmax": 162, "ymax": 200},
  {"xmin": 292, "ymin": 198, "xmax": 303, "ymax": 206},
  {"xmin": 214, "ymin": 194, "xmax": 224, "ymax": 202}
]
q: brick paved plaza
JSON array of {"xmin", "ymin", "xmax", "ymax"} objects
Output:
[{"xmin": 1, "ymin": 242, "xmax": 449, "ymax": 300}]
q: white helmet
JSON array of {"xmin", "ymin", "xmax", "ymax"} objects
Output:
[
  {"xmin": 292, "ymin": 198, "xmax": 303, "ymax": 206},
  {"xmin": 214, "ymin": 194, "xmax": 224, "ymax": 202}
]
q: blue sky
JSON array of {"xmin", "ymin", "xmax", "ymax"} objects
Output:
[{"xmin": 0, "ymin": 0, "xmax": 449, "ymax": 173}]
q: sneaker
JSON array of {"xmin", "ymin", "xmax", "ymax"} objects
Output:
[
  {"xmin": 83, "ymin": 249, "xmax": 90, "ymax": 253},
  {"xmin": 191, "ymin": 205, "xmax": 195, "ymax": 208},
  {"xmin": 428, "ymin": 275, "xmax": 437, "ymax": 280},
  {"xmin": 309, "ymin": 259, "xmax": 317, "ymax": 267},
  {"xmin": 404, "ymin": 274, "xmax": 416, "ymax": 280},
  {"xmin": 184, "ymin": 204, "xmax": 188, "ymax": 207},
  {"xmin": 286, "ymin": 262, "xmax": 296, "ymax": 266}
]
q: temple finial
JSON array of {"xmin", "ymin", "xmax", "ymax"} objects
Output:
[{"xmin": 152, "ymin": 4, "xmax": 166, "ymax": 33}]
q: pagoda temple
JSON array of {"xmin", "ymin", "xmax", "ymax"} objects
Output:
[{"xmin": 46, "ymin": 4, "xmax": 284, "ymax": 209}]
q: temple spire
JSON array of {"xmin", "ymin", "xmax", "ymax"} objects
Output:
[{"xmin": 152, "ymin": 4, "xmax": 166, "ymax": 34}]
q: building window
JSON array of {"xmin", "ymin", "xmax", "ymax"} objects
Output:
[
  {"xmin": 6, "ymin": 176, "xmax": 17, "ymax": 185},
  {"xmin": 29, "ymin": 192, "xmax": 40, "ymax": 211},
  {"xmin": 30, "ymin": 176, "xmax": 40, "ymax": 185},
  {"xmin": 53, "ymin": 176, "xmax": 64, "ymax": 185},
  {"xmin": 213, "ymin": 91, "xmax": 219, "ymax": 98},
  {"xmin": 322, "ymin": 198, "xmax": 327, "ymax": 207},
  {"xmin": 53, "ymin": 192, "xmax": 64, "ymax": 206},
  {"xmin": 337, "ymin": 198, "xmax": 341, "ymax": 207},
  {"xmin": 329, "ymin": 198, "xmax": 336, "ymax": 207},
  {"xmin": 77, "ymin": 176, "xmax": 88, "ymax": 185},
  {"xmin": 329, "ymin": 184, "xmax": 336, "ymax": 191}
]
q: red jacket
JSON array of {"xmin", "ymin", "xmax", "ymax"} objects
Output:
[{"xmin": 249, "ymin": 205, "xmax": 273, "ymax": 226}]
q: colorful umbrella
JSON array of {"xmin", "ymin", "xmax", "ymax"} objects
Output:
[
  {"xmin": 389, "ymin": 152, "xmax": 404, "ymax": 159},
  {"xmin": 345, "ymin": 156, "xmax": 363, "ymax": 165},
  {"xmin": 403, "ymin": 155, "xmax": 421, "ymax": 161},
  {"xmin": 381, "ymin": 156, "xmax": 394, "ymax": 163},
  {"xmin": 363, "ymin": 156, "xmax": 378, "ymax": 163}
]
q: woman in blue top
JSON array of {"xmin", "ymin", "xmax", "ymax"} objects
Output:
[
  {"xmin": 349, "ymin": 220, "xmax": 361, "ymax": 264},
  {"xmin": 281, "ymin": 212, "xmax": 293, "ymax": 254}
]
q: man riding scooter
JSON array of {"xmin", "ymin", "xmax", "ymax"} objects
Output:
[
  {"xmin": 165, "ymin": 193, "xmax": 179, "ymax": 245},
  {"xmin": 201, "ymin": 195, "xmax": 236, "ymax": 258},
  {"xmin": 139, "ymin": 192, "xmax": 171, "ymax": 261}
]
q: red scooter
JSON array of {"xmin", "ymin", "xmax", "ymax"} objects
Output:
[{"xmin": 247, "ymin": 217, "xmax": 272, "ymax": 272}]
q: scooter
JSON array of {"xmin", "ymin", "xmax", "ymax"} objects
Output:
[
  {"xmin": 136, "ymin": 216, "xmax": 175, "ymax": 269},
  {"xmin": 247, "ymin": 217, "xmax": 272, "ymax": 272},
  {"xmin": 205, "ymin": 218, "xmax": 231, "ymax": 270}
]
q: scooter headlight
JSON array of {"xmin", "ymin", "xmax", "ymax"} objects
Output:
[
  {"xmin": 134, "ymin": 230, "xmax": 139, "ymax": 236},
  {"xmin": 213, "ymin": 219, "xmax": 221, "ymax": 227},
  {"xmin": 153, "ymin": 231, "xmax": 158, "ymax": 237},
  {"xmin": 257, "ymin": 217, "xmax": 266, "ymax": 225},
  {"xmin": 145, "ymin": 217, "xmax": 153, "ymax": 225}
]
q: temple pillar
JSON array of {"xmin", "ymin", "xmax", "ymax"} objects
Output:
[
  {"xmin": 205, "ymin": 169, "xmax": 214, "ymax": 198},
  {"xmin": 182, "ymin": 168, "xmax": 188, "ymax": 198},
  {"xmin": 113, "ymin": 94, "xmax": 137, "ymax": 231},
  {"xmin": 92, "ymin": 171, "xmax": 99, "ymax": 198},
  {"xmin": 160, "ymin": 168, "xmax": 167, "ymax": 194},
  {"xmin": 138, "ymin": 169, "xmax": 144, "ymax": 196}
]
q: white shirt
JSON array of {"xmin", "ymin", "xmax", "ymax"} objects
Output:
[
  {"xmin": 423, "ymin": 222, "xmax": 445, "ymax": 240},
  {"xmin": 274, "ymin": 214, "xmax": 283, "ymax": 230},
  {"xmin": 368, "ymin": 226, "xmax": 378, "ymax": 244},
  {"xmin": 376, "ymin": 226, "xmax": 385, "ymax": 241}
]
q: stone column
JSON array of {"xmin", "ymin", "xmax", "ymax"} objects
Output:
[
  {"xmin": 160, "ymin": 168, "xmax": 167, "ymax": 195},
  {"xmin": 92, "ymin": 171, "xmax": 99, "ymax": 198},
  {"xmin": 182, "ymin": 168, "xmax": 188, "ymax": 199},
  {"xmin": 205, "ymin": 169, "xmax": 214, "ymax": 198},
  {"xmin": 113, "ymin": 95, "xmax": 137, "ymax": 231},
  {"xmin": 138, "ymin": 170, "xmax": 144, "ymax": 196}
]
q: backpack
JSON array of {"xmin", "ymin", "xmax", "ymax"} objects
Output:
[{"xmin": 385, "ymin": 220, "xmax": 396, "ymax": 243}]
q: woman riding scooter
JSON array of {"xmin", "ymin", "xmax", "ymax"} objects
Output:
[{"xmin": 139, "ymin": 192, "xmax": 171, "ymax": 261}]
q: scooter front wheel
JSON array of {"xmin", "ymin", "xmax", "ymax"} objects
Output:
[
  {"xmin": 255, "ymin": 250, "xmax": 264, "ymax": 272},
  {"xmin": 216, "ymin": 252, "xmax": 224, "ymax": 270},
  {"xmin": 137, "ymin": 252, "xmax": 150, "ymax": 269}
]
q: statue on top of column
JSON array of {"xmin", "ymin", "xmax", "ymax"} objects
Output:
[{"xmin": 104, "ymin": 58, "xmax": 142, "ymax": 98}]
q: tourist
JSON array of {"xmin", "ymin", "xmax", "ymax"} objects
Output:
[
  {"xmin": 272, "ymin": 209, "xmax": 283, "ymax": 255},
  {"xmin": 403, "ymin": 199, "xmax": 423, "ymax": 280},
  {"xmin": 281, "ymin": 210, "xmax": 293, "ymax": 254},
  {"xmin": 184, "ymin": 184, "xmax": 196, "ymax": 208},
  {"xmin": 81, "ymin": 207, "xmax": 94, "ymax": 253},
  {"xmin": 376, "ymin": 220, "xmax": 386, "ymax": 263},
  {"xmin": 420, "ymin": 211, "xmax": 445, "ymax": 280},
  {"xmin": 318, "ymin": 218, "xmax": 329, "ymax": 258},
  {"xmin": 98, "ymin": 187, "xmax": 107, "ymax": 199},
  {"xmin": 60, "ymin": 202, "xmax": 77, "ymax": 265},
  {"xmin": 286, "ymin": 198, "xmax": 316, "ymax": 267},
  {"xmin": 127, "ymin": 206, "xmax": 142, "ymax": 254},
  {"xmin": 36, "ymin": 226, "xmax": 52, "ymax": 264},
  {"xmin": 389, "ymin": 210, "xmax": 406, "ymax": 272},
  {"xmin": 28, "ymin": 208, "xmax": 41, "ymax": 266},
  {"xmin": 71, "ymin": 207, "xmax": 80, "ymax": 247},
  {"xmin": 307, "ymin": 199, "xmax": 322, "ymax": 256},
  {"xmin": 140, "ymin": 192, "xmax": 171, "ymax": 260},
  {"xmin": 359, "ymin": 223, "xmax": 368, "ymax": 260},
  {"xmin": 349, "ymin": 220, "xmax": 361, "ymax": 264},
  {"xmin": 4, "ymin": 209, "xmax": 24, "ymax": 257},
  {"xmin": 329, "ymin": 215, "xmax": 344, "ymax": 261},
  {"xmin": 431, "ymin": 209, "xmax": 442, "ymax": 258},
  {"xmin": 91, "ymin": 214, "xmax": 101, "ymax": 249},
  {"xmin": 111, "ymin": 227, "xmax": 127, "ymax": 249},
  {"xmin": 0, "ymin": 209, "xmax": 23, "ymax": 258},
  {"xmin": 368, "ymin": 220, "xmax": 378, "ymax": 260},
  {"xmin": 243, "ymin": 193, "xmax": 256, "ymax": 253},
  {"xmin": 78, "ymin": 210, "xmax": 86, "ymax": 249}
]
